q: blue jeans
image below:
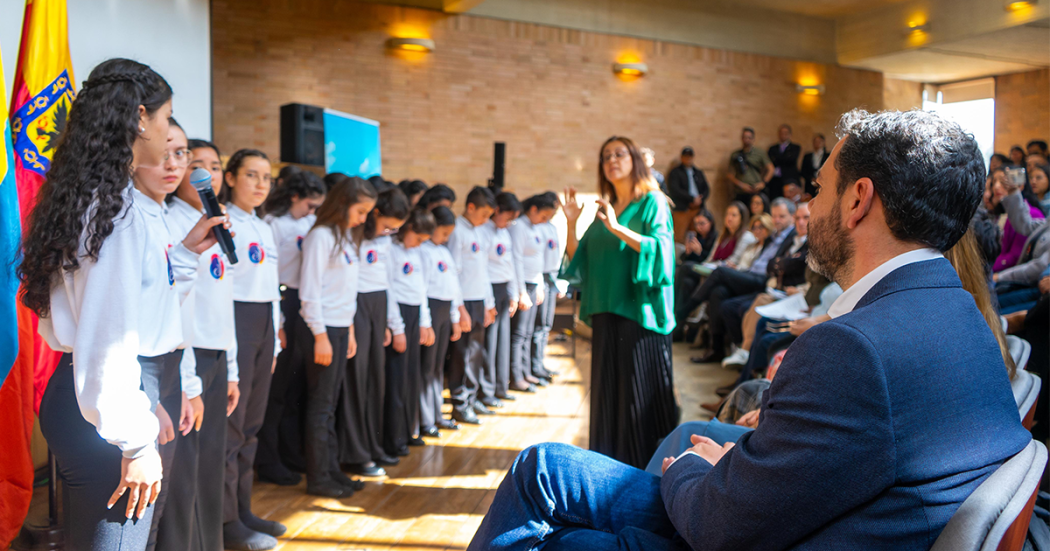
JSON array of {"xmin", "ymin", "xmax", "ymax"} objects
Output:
[{"xmin": 643, "ymin": 420, "xmax": 753, "ymax": 475}]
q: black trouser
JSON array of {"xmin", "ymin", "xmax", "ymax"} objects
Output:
[
  {"xmin": 420, "ymin": 299, "xmax": 452, "ymax": 430},
  {"xmin": 147, "ymin": 349, "xmax": 185, "ymax": 551},
  {"xmin": 532, "ymin": 274, "xmax": 558, "ymax": 375},
  {"xmin": 225, "ymin": 301, "xmax": 275, "ymax": 523},
  {"xmin": 723, "ymin": 293, "xmax": 759, "ymax": 345},
  {"xmin": 304, "ymin": 326, "xmax": 348, "ymax": 486},
  {"xmin": 346, "ymin": 291, "xmax": 387, "ymax": 462},
  {"xmin": 678, "ymin": 267, "xmax": 766, "ymax": 330},
  {"xmin": 449, "ymin": 300, "xmax": 487, "ymax": 413},
  {"xmin": 484, "ymin": 282, "xmax": 511, "ymax": 399},
  {"xmin": 674, "ymin": 263, "xmax": 703, "ymax": 329},
  {"xmin": 156, "ymin": 349, "xmax": 228, "ymax": 551},
  {"xmin": 510, "ymin": 284, "xmax": 538, "ymax": 385},
  {"xmin": 257, "ymin": 288, "xmax": 307, "ymax": 473},
  {"xmin": 40, "ymin": 351, "xmax": 174, "ymax": 551},
  {"xmin": 384, "ymin": 304, "xmax": 420, "ymax": 454}
]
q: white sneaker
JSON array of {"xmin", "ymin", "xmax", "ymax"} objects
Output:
[{"xmin": 722, "ymin": 348, "xmax": 750, "ymax": 367}]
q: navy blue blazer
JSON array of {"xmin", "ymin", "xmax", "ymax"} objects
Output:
[{"xmin": 661, "ymin": 258, "xmax": 1031, "ymax": 550}]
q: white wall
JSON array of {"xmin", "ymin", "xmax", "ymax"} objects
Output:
[{"xmin": 2, "ymin": 0, "xmax": 212, "ymax": 139}]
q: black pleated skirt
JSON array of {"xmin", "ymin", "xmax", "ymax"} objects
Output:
[{"xmin": 589, "ymin": 313, "xmax": 679, "ymax": 469}]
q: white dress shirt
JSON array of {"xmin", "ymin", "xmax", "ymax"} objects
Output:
[
  {"xmin": 420, "ymin": 241, "xmax": 463, "ymax": 324},
  {"xmin": 827, "ymin": 248, "xmax": 944, "ymax": 318},
  {"xmin": 356, "ymin": 235, "xmax": 405, "ymax": 334},
  {"xmin": 39, "ymin": 184, "xmax": 199, "ymax": 459},
  {"xmin": 449, "ymin": 216, "xmax": 495, "ymax": 309},
  {"xmin": 266, "ymin": 212, "xmax": 315, "ymax": 289},
  {"xmin": 299, "ymin": 226, "xmax": 358, "ymax": 335},
  {"xmin": 482, "ymin": 221, "xmax": 518, "ymax": 298},
  {"xmin": 541, "ymin": 221, "xmax": 561, "ymax": 274},
  {"xmin": 510, "ymin": 218, "xmax": 545, "ymax": 296},
  {"xmin": 228, "ymin": 203, "xmax": 282, "ymax": 356},
  {"xmin": 389, "ymin": 241, "xmax": 433, "ymax": 328}
]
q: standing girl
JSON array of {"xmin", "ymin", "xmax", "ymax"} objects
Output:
[
  {"xmin": 257, "ymin": 170, "xmax": 326, "ymax": 485},
  {"xmin": 384, "ymin": 208, "xmax": 437, "ymax": 457},
  {"xmin": 22, "ymin": 59, "xmax": 221, "ymax": 550},
  {"xmin": 509, "ymin": 193, "xmax": 556, "ymax": 391},
  {"xmin": 299, "ymin": 176, "xmax": 377, "ymax": 497},
  {"xmin": 221, "ymin": 149, "xmax": 286, "ymax": 550},
  {"xmin": 530, "ymin": 192, "xmax": 562, "ymax": 381},
  {"xmin": 483, "ymin": 192, "xmax": 522, "ymax": 403},
  {"xmin": 342, "ymin": 187, "xmax": 410, "ymax": 475},
  {"xmin": 418, "ymin": 206, "xmax": 464, "ymax": 435}
]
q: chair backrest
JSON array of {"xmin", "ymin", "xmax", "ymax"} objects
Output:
[
  {"xmin": 930, "ymin": 440, "xmax": 1047, "ymax": 551},
  {"xmin": 1007, "ymin": 336, "xmax": 1031, "ymax": 371}
]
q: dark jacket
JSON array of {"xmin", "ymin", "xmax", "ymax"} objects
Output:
[
  {"xmin": 801, "ymin": 149, "xmax": 830, "ymax": 197},
  {"xmin": 767, "ymin": 229, "xmax": 808, "ymax": 288},
  {"xmin": 680, "ymin": 227, "xmax": 719, "ymax": 265},
  {"xmin": 661, "ymin": 259, "xmax": 1031, "ymax": 550},
  {"xmin": 666, "ymin": 164, "xmax": 710, "ymax": 212},
  {"xmin": 767, "ymin": 142, "xmax": 802, "ymax": 198}
]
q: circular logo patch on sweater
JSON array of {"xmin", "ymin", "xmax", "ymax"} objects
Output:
[
  {"xmin": 496, "ymin": 243, "xmax": 506, "ymax": 256},
  {"xmin": 402, "ymin": 262, "xmax": 414, "ymax": 275},
  {"xmin": 547, "ymin": 239, "xmax": 556, "ymax": 249},
  {"xmin": 437, "ymin": 261, "xmax": 448, "ymax": 273},
  {"xmin": 210, "ymin": 254, "xmax": 225, "ymax": 280},
  {"xmin": 248, "ymin": 243, "xmax": 265, "ymax": 264},
  {"xmin": 366, "ymin": 250, "xmax": 378, "ymax": 264}
]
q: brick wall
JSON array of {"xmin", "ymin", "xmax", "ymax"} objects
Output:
[
  {"xmin": 212, "ymin": 0, "xmax": 884, "ymax": 217},
  {"xmin": 994, "ymin": 69, "xmax": 1050, "ymax": 153},
  {"xmin": 883, "ymin": 78, "xmax": 923, "ymax": 112}
]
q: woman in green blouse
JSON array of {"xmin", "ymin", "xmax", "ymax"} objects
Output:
[{"xmin": 561, "ymin": 136, "xmax": 678, "ymax": 468}]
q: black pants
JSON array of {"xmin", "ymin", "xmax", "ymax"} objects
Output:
[
  {"xmin": 679, "ymin": 267, "xmax": 765, "ymax": 336},
  {"xmin": 531, "ymin": 275, "xmax": 558, "ymax": 375},
  {"xmin": 257, "ymin": 288, "xmax": 308, "ymax": 473},
  {"xmin": 343, "ymin": 291, "xmax": 386, "ymax": 463},
  {"xmin": 304, "ymin": 326, "xmax": 348, "ymax": 486},
  {"xmin": 156, "ymin": 349, "xmax": 227, "ymax": 551},
  {"xmin": 674, "ymin": 264, "xmax": 703, "ymax": 328},
  {"xmin": 147, "ymin": 348, "xmax": 185, "ymax": 551},
  {"xmin": 226, "ymin": 301, "xmax": 275, "ymax": 523},
  {"xmin": 420, "ymin": 299, "xmax": 452, "ymax": 430},
  {"xmin": 384, "ymin": 304, "xmax": 421, "ymax": 454},
  {"xmin": 510, "ymin": 284, "xmax": 538, "ymax": 385},
  {"xmin": 484, "ymin": 282, "xmax": 511, "ymax": 399},
  {"xmin": 723, "ymin": 293, "xmax": 759, "ymax": 345},
  {"xmin": 40, "ymin": 351, "xmax": 174, "ymax": 551},
  {"xmin": 449, "ymin": 300, "xmax": 487, "ymax": 413}
]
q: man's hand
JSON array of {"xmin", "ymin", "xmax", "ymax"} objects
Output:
[
  {"xmin": 227, "ymin": 382, "xmax": 240, "ymax": 417},
  {"xmin": 182, "ymin": 395, "xmax": 204, "ymax": 435},
  {"xmin": 519, "ymin": 292, "xmax": 532, "ymax": 311},
  {"xmin": 508, "ymin": 299, "xmax": 519, "ymax": 318},
  {"xmin": 451, "ymin": 323, "xmax": 462, "ymax": 342},
  {"xmin": 484, "ymin": 307, "xmax": 497, "ymax": 327},
  {"xmin": 686, "ymin": 434, "xmax": 735, "ymax": 466},
  {"xmin": 393, "ymin": 332, "xmax": 407, "ymax": 353},
  {"xmin": 347, "ymin": 326, "xmax": 358, "ymax": 359},
  {"xmin": 788, "ymin": 315, "xmax": 827, "ymax": 336},
  {"xmin": 690, "ymin": 195, "xmax": 702, "ymax": 208},
  {"xmin": 156, "ymin": 404, "xmax": 175, "ymax": 446},
  {"xmin": 459, "ymin": 307, "xmax": 472, "ymax": 332},
  {"xmin": 314, "ymin": 332, "xmax": 333, "ymax": 366},
  {"xmin": 736, "ymin": 409, "xmax": 760, "ymax": 428},
  {"xmin": 1039, "ymin": 276, "xmax": 1050, "ymax": 295},
  {"xmin": 383, "ymin": 328, "xmax": 393, "ymax": 347},
  {"xmin": 420, "ymin": 326, "xmax": 435, "ymax": 347},
  {"xmin": 535, "ymin": 285, "xmax": 545, "ymax": 306},
  {"xmin": 278, "ymin": 328, "xmax": 287, "ymax": 351}
]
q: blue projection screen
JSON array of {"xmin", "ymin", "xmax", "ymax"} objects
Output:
[{"xmin": 323, "ymin": 108, "xmax": 382, "ymax": 178}]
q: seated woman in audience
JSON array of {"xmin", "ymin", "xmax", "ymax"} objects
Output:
[
  {"xmin": 1010, "ymin": 145, "xmax": 1027, "ymax": 166},
  {"xmin": 749, "ymin": 192, "xmax": 769, "ymax": 218},
  {"xmin": 672, "ymin": 210, "xmax": 717, "ymax": 341},
  {"xmin": 994, "ymin": 166, "xmax": 1050, "ymax": 313},
  {"xmin": 1028, "ymin": 162, "xmax": 1050, "ymax": 213},
  {"xmin": 992, "ymin": 167, "xmax": 1045, "ymax": 272},
  {"xmin": 709, "ymin": 201, "xmax": 752, "ymax": 264}
]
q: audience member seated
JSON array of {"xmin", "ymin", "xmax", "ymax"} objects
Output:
[
  {"xmin": 749, "ymin": 192, "xmax": 770, "ymax": 217},
  {"xmin": 1014, "ymin": 287, "xmax": 1048, "ymax": 443},
  {"xmin": 710, "ymin": 201, "xmax": 753, "ymax": 265},
  {"xmin": 1011, "ymin": 145, "xmax": 1027, "ymax": 166},
  {"xmin": 673, "ymin": 210, "xmax": 718, "ymax": 315},
  {"xmin": 994, "ymin": 172, "xmax": 1050, "ymax": 313},
  {"xmin": 992, "ymin": 168, "xmax": 1045, "ymax": 272},
  {"xmin": 987, "ymin": 152, "xmax": 1009, "ymax": 173},
  {"xmin": 1028, "ymin": 161, "xmax": 1050, "ymax": 213},
  {"xmin": 767, "ymin": 124, "xmax": 801, "ymax": 199},
  {"xmin": 1027, "ymin": 139, "xmax": 1048, "ymax": 159},
  {"xmin": 728, "ymin": 126, "xmax": 774, "ymax": 205},
  {"xmin": 800, "ymin": 133, "xmax": 829, "ymax": 200}
]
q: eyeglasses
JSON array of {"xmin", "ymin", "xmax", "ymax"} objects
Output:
[
  {"xmin": 602, "ymin": 149, "xmax": 630, "ymax": 164},
  {"xmin": 165, "ymin": 148, "xmax": 192, "ymax": 167}
]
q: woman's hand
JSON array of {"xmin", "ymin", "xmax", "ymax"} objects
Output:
[
  {"xmin": 108, "ymin": 448, "xmax": 163, "ymax": 520},
  {"xmin": 384, "ymin": 328, "xmax": 393, "ymax": 347},
  {"xmin": 278, "ymin": 328, "xmax": 287, "ymax": 350},
  {"xmin": 180, "ymin": 394, "xmax": 204, "ymax": 436},
  {"xmin": 518, "ymin": 292, "xmax": 532, "ymax": 311},
  {"xmin": 226, "ymin": 382, "xmax": 240, "ymax": 417},
  {"xmin": 451, "ymin": 323, "xmax": 462, "ymax": 342},
  {"xmin": 347, "ymin": 325, "xmax": 358, "ymax": 359},
  {"xmin": 182, "ymin": 214, "xmax": 231, "ymax": 255},
  {"xmin": 393, "ymin": 332, "xmax": 407, "ymax": 353},
  {"xmin": 420, "ymin": 326, "xmax": 435, "ymax": 347},
  {"xmin": 484, "ymin": 307, "xmax": 497, "ymax": 327},
  {"xmin": 685, "ymin": 235, "xmax": 701, "ymax": 254},
  {"xmin": 314, "ymin": 332, "xmax": 333, "ymax": 366},
  {"xmin": 156, "ymin": 404, "xmax": 175, "ymax": 446},
  {"xmin": 459, "ymin": 308, "xmax": 472, "ymax": 332},
  {"xmin": 594, "ymin": 198, "xmax": 620, "ymax": 233},
  {"xmin": 535, "ymin": 284, "xmax": 545, "ymax": 306},
  {"xmin": 563, "ymin": 187, "xmax": 582, "ymax": 223},
  {"xmin": 508, "ymin": 299, "xmax": 519, "ymax": 317}
]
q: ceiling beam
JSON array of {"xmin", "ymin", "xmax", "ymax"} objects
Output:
[{"xmin": 443, "ymin": 0, "xmax": 487, "ymax": 13}]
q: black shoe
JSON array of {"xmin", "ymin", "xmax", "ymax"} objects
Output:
[
  {"xmin": 480, "ymin": 397, "xmax": 503, "ymax": 409},
  {"xmin": 473, "ymin": 402, "xmax": 495, "ymax": 416},
  {"xmin": 331, "ymin": 469, "xmax": 365, "ymax": 491},
  {"xmin": 306, "ymin": 482, "xmax": 349, "ymax": 498},
  {"xmin": 533, "ymin": 369, "xmax": 554, "ymax": 380},
  {"xmin": 422, "ymin": 426, "xmax": 441, "ymax": 437},
  {"xmin": 394, "ymin": 445, "xmax": 410, "ymax": 457},
  {"xmin": 509, "ymin": 382, "xmax": 536, "ymax": 393},
  {"xmin": 223, "ymin": 520, "xmax": 278, "ymax": 551},
  {"xmin": 545, "ymin": 368, "xmax": 561, "ymax": 376},
  {"xmin": 346, "ymin": 462, "xmax": 386, "ymax": 477},
  {"xmin": 437, "ymin": 418, "xmax": 461, "ymax": 430},
  {"xmin": 715, "ymin": 384, "xmax": 736, "ymax": 398},
  {"xmin": 690, "ymin": 350, "xmax": 724, "ymax": 364},
  {"xmin": 408, "ymin": 436, "xmax": 427, "ymax": 446},
  {"xmin": 240, "ymin": 512, "xmax": 286, "ymax": 537},
  {"xmin": 452, "ymin": 408, "xmax": 482, "ymax": 425},
  {"xmin": 257, "ymin": 464, "xmax": 302, "ymax": 486},
  {"xmin": 495, "ymin": 393, "xmax": 517, "ymax": 401},
  {"xmin": 375, "ymin": 454, "xmax": 400, "ymax": 466},
  {"xmin": 533, "ymin": 377, "xmax": 549, "ymax": 387}
]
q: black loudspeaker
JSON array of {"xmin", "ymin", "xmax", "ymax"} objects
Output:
[
  {"xmin": 280, "ymin": 103, "xmax": 325, "ymax": 166},
  {"xmin": 489, "ymin": 142, "xmax": 506, "ymax": 193}
]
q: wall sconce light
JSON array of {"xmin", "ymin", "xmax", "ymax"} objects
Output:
[
  {"xmin": 1004, "ymin": 0, "xmax": 1037, "ymax": 10},
  {"xmin": 613, "ymin": 62, "xmax": 648, "ymax": 77},
  {"xmin": 386, "ymin": 37, "xmax": 436, "ymax": 53},
  {"xmin": 905, "ymin": 20, "xmax": 930, "ymax": 34},
  {"xmin": 796, "ymin": 84, "xmax": 825, "ymax": 96}
]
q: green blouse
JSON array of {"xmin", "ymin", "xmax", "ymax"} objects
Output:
[{"xmin": 560, "ymin": 191, "xmax": 676, "ymax": 335}]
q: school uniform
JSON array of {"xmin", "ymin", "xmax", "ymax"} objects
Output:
[
  {"xmin": 534, "ymin": 221, "xmax": 561, "ymax": 376},
  {"xmin": 481, "ymin": 221, "xmax": 518, "ymax": 400},
  {"xmin": 38, "ymin": 184, "xmax": 198, "ymax": 551},
  {"xmin": 418, "ymin": 241, "xmax": 463, "ymax": 431},
  {"xmin": 384, "ymin": 241, "xmax": 431, "ymax": 453},
  {"xmin": 299, "ymin": 225, "xmax": 358, "ymax": 487},
  {"xmin": 347, "ymin": 235, "xmax": 403, "ymax": 463},
  {"xmin": 155, "ymin": 197, "xmax": 237, "ymax": 551},
  {"xmin": 257, "ymin": 212, "xmax": 315, "ymax": 475},
  {"xmin": 509, "ymin": 218, "xmax": 545, "ymax": 385},
  {"xmin": 225, "ymin": 203, "xmax": 281, "ymax": 526},
  {"xmin": 447, "ymin": 217, "xmax": 495, "ymax": 418}
]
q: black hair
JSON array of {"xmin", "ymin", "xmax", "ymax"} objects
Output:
[
  {"xmin": 815, "ymin": 133, "xmax": 826, "ymax": 141},
  {"xmin": 990, "ymin": 153, "xmax": 1011, "ymax": 168},
  {"xmin": 262, "ymin": 170, "xmax": 326, "ymax": 217},
  {"xmin": 314, "ymin": 176, "xmax": 377, "ymax": 252},
  {"xmin": 20, "ymin": 58, "xmax": 173, "ymax": 317},
  {"xmin": 1010, "ymin": 145, "xmax": 1026, "ymax": 158},
  {"xmin": 397, "ymin": 207, "xmax": 437, "ymax": 240},
  {"xmin": 361, "ymin": 187, "xmax": 410, "ymax": 240},
  {"xmin": 431, "ymin": 205, "xmax": 455, "ymax": 227},
  {"xmin": 833, "ymin": 109, "xmax": 985, "ymax": 252},
  {"xmin": 495, "ymin": 191, "xmax": 522, "ymax": 214},
  {"xmin": 1026, "ymin": 140, "xmax": 1048, "ymax": 155},
  {"xmin": 398, "ymin": 179, "xmax": 428, "ymax": 198},
  {"xmin": 188, "ymin": 138, "xmax": 221, "ymax": 160},
  {"xmin": 742, "ymin": 126, "xmax": 755, "ymax": 136},
  {"xmin": 323, "ymin": 172, "xmax": 346, "ymax": 192},
  {"xmin": 276, "ymin": 165, "xmax": 303, "ymax": 186},
  {"xmin": 750, "ymin": 192, "xmax": 771, "ymax": 214},
  {"xmin": 418, "ymin": 184, "xmax": 456, "ymax": 210},
  {"xmin": 465, "ymin": 186, "xmax": 497, "ymax": 209},
  {"xmin": 521, "ymin": 193, "xmax": 557, "ymax": 213},
  {"xmin": 779, "ymin": 123, "xmax": 792, "ymax": 134},
  {"xmin": 368, "ymin": 175, "xmax": 394, "ymax": 193},
  {"xmin": 218, "ymin": 148, "xmax": 271, "ymax": 204},
  {"xmin": 970, "ymin": 208, "xmax": 1002, "ymax": 272}
]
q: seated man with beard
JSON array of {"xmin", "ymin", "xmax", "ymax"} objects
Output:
[{"xmin": 465, "ymin": 109, "xmax": 1032, "ymax": 551}]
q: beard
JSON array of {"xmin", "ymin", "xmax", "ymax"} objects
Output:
[{"xmin": 806, "ymin": 200, "xmax": 855, "ymax": 285}]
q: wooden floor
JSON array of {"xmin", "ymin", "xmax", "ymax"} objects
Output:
[{"xmin": 252, "ymin": 336, "xmax": 733, "ymax": 550}]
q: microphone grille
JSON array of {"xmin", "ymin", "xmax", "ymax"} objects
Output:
[{"xmin": 189, "ymin": 168, "xmax": 212, "ymax": 190}]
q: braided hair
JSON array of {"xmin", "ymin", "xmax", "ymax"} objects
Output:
[{"xmin": 20, "ymin": 58, "xmax": 172, "ymax": 317}]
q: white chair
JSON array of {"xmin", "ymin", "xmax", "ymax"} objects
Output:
[
  {"xmin": 1007, "ymin": 336, "xmax": 1040, "ymax": 429},
  {"xmin": 930, "ymin": 440, "xmax": 1048, "ymax": 551},
  {"xmin": 1007, "ymin": 335, "xmax": 1031, "ymax": 371}
]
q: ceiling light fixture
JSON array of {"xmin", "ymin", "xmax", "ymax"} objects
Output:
[
  {"xmin": 1004, "ymin": 0, "xmax": 1038, "ymax": 10},
  {"xmin": 386, "ymin": 37, "xmax": 436, "ymax": 53},
  {"xmin": 613, "ymin": 62, "xmax": 648, "ymax": 77},
  {"xmin": 796, "ymin": 84, "xmax": 825, "ymax": 96}
]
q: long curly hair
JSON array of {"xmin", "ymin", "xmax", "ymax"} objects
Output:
[{"xmin": 19, "ymin": 58, "xmax": 172, "ymax": 317}]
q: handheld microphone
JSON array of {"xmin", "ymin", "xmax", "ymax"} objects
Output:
[{"xmin": 190, "ymin": 168, "xmax": 238, "ymax": 265}]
